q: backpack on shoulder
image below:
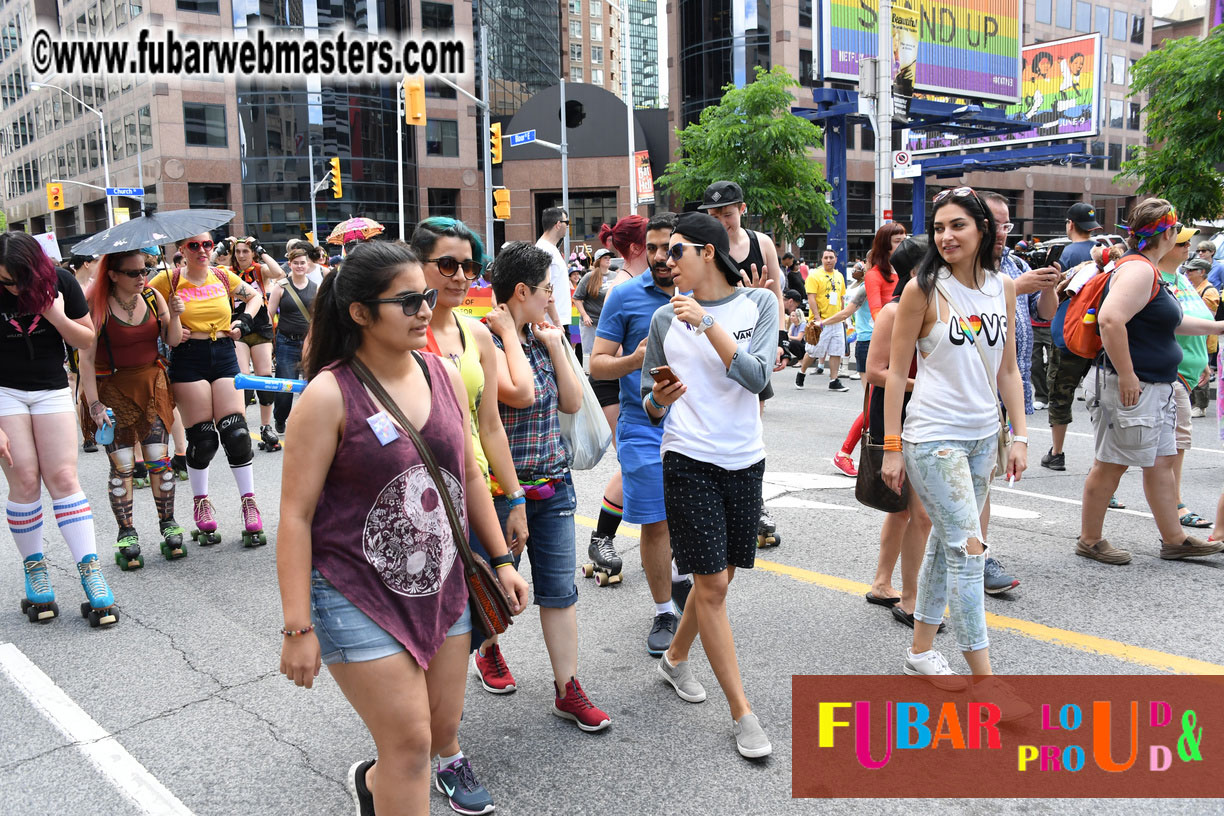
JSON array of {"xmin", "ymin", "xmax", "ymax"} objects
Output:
[{"xmin": 1052, "ymin": 257, "xmax": 1159, "ymax": 360}]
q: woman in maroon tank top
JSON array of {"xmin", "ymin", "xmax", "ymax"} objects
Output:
[{"xmin": 276, "ymin": 242, "xmax": 528, "ymax": 816}]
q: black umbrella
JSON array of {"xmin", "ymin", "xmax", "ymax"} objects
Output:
[{"xmin": 71, "ymin": 209, "xmax": 235, "ymax": 256}]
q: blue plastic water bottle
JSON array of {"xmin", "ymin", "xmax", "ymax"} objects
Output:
[{"xmin": 94, "ymin": 408, "xmax": 116, "ymax": 446}]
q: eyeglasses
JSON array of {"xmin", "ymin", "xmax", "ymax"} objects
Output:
[
  {"xmin": 667, "ymin": 242, "xmax": 707, "ymax": 261},
  {"xmin": 185, "ymin": 241, "xmax": 215, "ymax": 252},
  {"xmin": 996, "ymin": 222, "xmax": 1015, "ymax": 234},
  {"xmin": 366, "ymin": 288, "xmax": 438, "ymax": 316},
  {"xmin": 526, "ymin": 283, "xmax": 554, "ymax": 295},
  {"xmin": 116, "ymin": 268, "xmax": 149, "ymax": 279},
  {"xmin": 427, "ymin": 256, "xmax": 483, "ymax": 281},
  {"xmin": 933, "ymin": 186, "xmax": 982, "ymax": 205}
]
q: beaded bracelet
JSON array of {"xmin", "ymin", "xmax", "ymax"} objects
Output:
[{"xmin": 281, "ymin": 624, "xmax": 315, "ymax": 637}]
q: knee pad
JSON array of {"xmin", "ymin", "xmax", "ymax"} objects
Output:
[
  {"xmin": 217, "ymin": 413, "xmax": 253, "ymax": 466},
  {"xmin": 186, "ymin": 421, "xmax": 219, "ymax": 469},
  {"xmin": 143, "ymin": 443, "xmax": 170, "ymax": 466},
  {"xmin": 257, "ymin": 390, "xmax": 275, "ymax": 406}
]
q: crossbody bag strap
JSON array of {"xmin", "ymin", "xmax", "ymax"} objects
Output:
[
  {"xmin": 348, "ymin": 356, "xmax": 479, "ymax": 576},
  {"xmin": 282, "ymin": 281, "xmax": 312, "ymax": 320},
  {"xmin": 934, "ymin": 278, "xmax": 1005, "ymax": 429}
]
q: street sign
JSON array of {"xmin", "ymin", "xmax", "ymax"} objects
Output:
[
  {"xmin": 892, "ymin": 150, "xmax": 910, "ymax": 168},
  {"xmin": 883, "ymin": 209, "xmax": 893, "ymax": 221},
  {"xmin": 893, "ymin": 163, "xmax": 922, "ymax": 180},
  {"xmin": 508, "ymin": 130, "xmax": 536, "ymax": 147},
  {"xmin": 106, "ymin": 187, "xmax": 144, "ymax": 197}
]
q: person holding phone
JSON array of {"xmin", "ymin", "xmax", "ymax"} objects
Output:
[{"xmin": 643, "ymin": 212, "xmax": 778, "ymax": 760}]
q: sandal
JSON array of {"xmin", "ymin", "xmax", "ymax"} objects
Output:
[
  {"xmin": 1108, "ymin": 496, "xmax": 1126, "ymax": 510},
  {"xmin": 1178, "ymin": 504, "xmax": 1213, "ymax": 528}
]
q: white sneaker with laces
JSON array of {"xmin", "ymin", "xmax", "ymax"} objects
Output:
[{"xmin": 903, "ymin": 648, "xmax": 967, "ymax": 691}]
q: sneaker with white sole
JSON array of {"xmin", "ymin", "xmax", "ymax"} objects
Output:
[
  {"xmin": 903, "ymin": 647, "xmax": 967, "ymax": 691},
  {"xmin": 983, "ymin": 557, "xmax": 1020, "ymax": 595},
  {"xmin": 435, "ymin": 756, "xmax": 495, "ymax": 815},
  {"xmin": 347, "ymin": 759, "xmax": 376, "ymax": 816},
  {"xmin": 474, "ymin": 643, "xmax": 517, "ymax": 694},
  {"xmin": 733, "ymin": 713, "xmax": 772, "ymax": 758},
  {"xmin": 658, "ymin": 653, "xmax": 707, "ymax": 702}
]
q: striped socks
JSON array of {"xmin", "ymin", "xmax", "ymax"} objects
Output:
[
  {"xmin": 7, "ymin": 499, "xmax": 44, "ymax": 559},
  {"xmin": 595, "ymin": 496, "xmax": 623, "ymax": 540},
  {"xmin": 52, "ymin": 492, "xmax": 97, "ymax": 562}
]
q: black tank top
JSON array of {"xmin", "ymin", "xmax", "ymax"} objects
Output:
[{"xmin": 733, "ymin": 230, "xmax": 766, "ymax": 280}]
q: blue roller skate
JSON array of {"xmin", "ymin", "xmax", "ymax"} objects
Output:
[
  {"xmin": 20, "ymin": 554, "xmax": 59, "ymax": 623},
  {"xmin": 77, "ymin": 554, "xmax": 118, "ymax": 628}
]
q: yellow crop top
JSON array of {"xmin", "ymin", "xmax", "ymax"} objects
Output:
[{"xmin": 148, "ymin": 267, "xmax": 245, "ymax": 339}]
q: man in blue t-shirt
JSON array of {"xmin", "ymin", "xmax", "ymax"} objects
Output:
[
  {"xmin": 1057, "ymin": 203, "xmax": 1100, "ymax": 269},
  {"xmin": 590, "ymin": 212, "xmax": 688, "ymax": 656}
]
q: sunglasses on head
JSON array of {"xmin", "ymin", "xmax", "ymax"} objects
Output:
[
  {"xmin": 427, "ymin": 256, "xmax": 484, "ymax": 281},
  {"xmin": 667, "ymin": 242, "xmax": 707, "ymax": 261},
  {"xmin": 933, "ymin": 186, "xmax": 983, "ymax": 206},
  {"xmin": 366, "ymin": 288, "xmax": 438, "ymax": 316},
  {"xmin": 185, "ymin": 240, "xmax": 215, "ymax": 252}
]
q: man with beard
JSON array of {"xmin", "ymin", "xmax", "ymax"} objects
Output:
[{"xmin": 590, "ymin": 212, "xmax": 692, "ymax": 656}]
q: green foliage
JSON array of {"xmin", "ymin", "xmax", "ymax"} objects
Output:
[
  {"xmin": 656, "ymin": 66, "xmax": 834, "ymax": 244},
  {"xmin": 0, "ymin": 209, "xmax": 7, "ymax": 232},
  {"xmin": 1118, "ymin": 27, "xmax": 1224, "ymax": 222}
]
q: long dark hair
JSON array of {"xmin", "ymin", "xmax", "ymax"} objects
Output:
[
  {"xmin": 866, "ymin": 222, "xmax": 908, "ymax": 281},
  {"xmin": 0, "ymin": 232, "xmax": 59, "ymax": 314},
  {"xmin": 913, "ymin": 191, "xmax": 997, "ymax": 296},
  {"xmin": 302, "ymin": 242, "xmax": 421, "ymax": 379}
]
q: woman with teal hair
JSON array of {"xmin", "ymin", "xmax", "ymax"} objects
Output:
[{"xmin": 408, "ymin": 216, "xmax": 533, "ymax": 816}]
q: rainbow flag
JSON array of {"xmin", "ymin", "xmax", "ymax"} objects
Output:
[{"xmin": 457, "ymin": 286, "xmax": 581, "ymax": 344}]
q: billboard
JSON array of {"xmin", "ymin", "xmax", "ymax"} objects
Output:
[
  {"xmin": 820, "ymin": 0, "xmax": 1023, "ymax": 103},
  {"xmin": 907, "ymin": 32, "xmax": 1101, "ymax": 154}
]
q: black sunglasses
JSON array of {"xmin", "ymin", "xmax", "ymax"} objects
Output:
[
  {"xmin": 116, "ymin": 268, "xmax": 149, "ymax": 278},
  {"xmin": 366, "ymin": 288, "xmax": 438, "ymax": 316},
  {"xmin": 185, "ymin": 240, "xmax": 215, "ymax": 251},
  {"xmin": 427, "ymin": 256, "xmax": 483, "ymax": 281}
]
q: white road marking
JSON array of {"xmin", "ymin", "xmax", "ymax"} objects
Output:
[
  {"xmin": 0, "ymin": 642, "xmax": 195, "ymax": 816},
  {"xmin": 988, "ymin": 504, "xmax": 1041, "ymax": 520},
  {"xmin": 763, "ymin": 473, "xmax": 857, "ymax": 492},
  {"xmin": 766, "ymin": 496, "xmax": 856, "ymax": 511},
  {"xmin": 993, "ymin": 486, "xmax": 1154, "ymax": 519},
  {"xmin": 1026, "ymin": 424, "xmax": 1224, "ymax": 456}
]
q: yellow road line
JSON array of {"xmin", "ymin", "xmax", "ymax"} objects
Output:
[{"xmin": 575, "ymin": 516, "xmax": 1224, "ymax": 675}]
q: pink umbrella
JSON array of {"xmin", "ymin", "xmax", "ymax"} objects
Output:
[{"xmin": 327, "ymin": 217, "xmax": 385, "ymax": 245}]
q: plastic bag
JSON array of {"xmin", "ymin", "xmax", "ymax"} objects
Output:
[{"xmin": 557, "ymin": 342, "xmax": 613, "ymax": 469}]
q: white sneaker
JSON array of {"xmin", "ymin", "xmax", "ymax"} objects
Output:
[
  {"xmin": 1190, "ymin": 406, "xmax": 1206, "ymax": 418},
  {"xmin": 1032, "ymin": 400, "xmax": 1047, "ymax": 411},
  {"xmin": 970, "ymin": 677, "xmax": 1033, "ymax": 722},
  {"xmin": 903, "ymin": 648, "xmax": 968, "ymax": 691}
]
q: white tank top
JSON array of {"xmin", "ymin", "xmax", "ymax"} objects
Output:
[{"xmin": 902, "ymin": 269, "xmax": 1008, "ymax": 444}]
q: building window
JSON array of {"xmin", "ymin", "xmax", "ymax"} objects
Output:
[
  {"xmin": 590, "ymin": 2, "xmax": 600, "ymax": 19},
  {"xmin": 569, "ymin": 19, "xmax": 582, "ymax": 39},
  {"xmin": 1094, "ymin": 5, "xmax": 1109, "ymax": 33},
  {"xmin": 421, "ymin": 2, "xmax": 454, "ymax": 32},
  {"xmin": 799, "ymin": 49, "xmax": 814, "ymax": 87},
  {"xmin": 591, "ymin": 46, "xmax": 603, "ymax": 64},
  {"xmin": 591, "ymin": 22, "xmax": 603, "ymax": 42},
  {"xmin": 138, "ymin": 105, "xmax": 152, "ymax": 151},
  {"xmin": 124, "ymin": 112, "xmax": 137, "ymax": 157},
  {"xmin": 1075, "ymin": 1, "xmax": 1090, "ymax": 32},
  {"xmin": 1036, "ymin": 0, "xmax": 1052, "ymax": 24},
  {"xmin": 1107, "ymin": 142, "xmax": 1121, "ymax": 171},
  {"xmin": 1112, "ymin": 10, "xmax": 1126, "ymax": 41},
  {"xmin": 1110, "ymin": 54, "xmax": 1125, "ymax": 85},
  {"xmin": 1108, "ymin": 99, "xmax": 1123, "ymax": 128},
  {"xmin": 569, "ymin": 0, "xmax": 581, "ymax": 13},
  {"xmin": 570, "ymin": 43, "xmax": 582, "ymax": 62},
  {"xmin": 591, "ymin": 68, "xmax": 603, "ymax": 85},
  {"xmin": 861, "ymin": 124, "xmax": 874, "ymax": 152},
  {"xmin": 188, "ymin": 182, "xmax": 228, "ymax": 209},
  {"xmin": 1055, "ymin": 0, "xmax": 1071, "ymax": 28},
  {"xmin": 1130, "ymin": 14, "xmax": 1144, "ymax": 44},
  {"xmin": 1127, "ymin": 59, "xmax": 1136, "ymax": 86},
  {"xmin": 1126, "ymin": 102, "xmax": 1140, "ymax": 130},
  {"xmin": 176, "ymin": 0, "xmax": 219, "ymax": 12},
  {"xmin": 428, "ymin": 188, "xmax": 460, "ymax": 218},
  {"xmin": 571, "ymin": 66, "xmax": 584, "ymax": 82},
  {"xmin": 425, "ymin": 118, "xmax": 459, "ymax": 156},
  {"xmin": 184, "ymin": 102, "xmax": 227, "ymax": 147},
  {"xmin": 799, "ymin": 0, "xmax": 811, "ymax": 28}
]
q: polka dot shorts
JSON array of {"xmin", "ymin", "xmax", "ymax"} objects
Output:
[{"xmin": 662, "ymin": 451, "xmax": 765, "ymax": 575}]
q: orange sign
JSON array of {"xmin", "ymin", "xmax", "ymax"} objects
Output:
[{"xmin": 635, "ymin": 151, "xmax": 654, "ymax": 205}]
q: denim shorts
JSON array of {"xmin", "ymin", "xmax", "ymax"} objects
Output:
[
  {"xmin": 310, "ymin": 569, "xmax": 471, "ymax": 665},
  {"xmin": 168, "ymin": 338, "xmax": 241, "ymax": 384},
  {"xmin": 494, "ymin": 473, "xmax": 578, "ymax": 608},
  {"xmin": 617, "ymin": 422, "xmax": 667, "ymax": 525}
]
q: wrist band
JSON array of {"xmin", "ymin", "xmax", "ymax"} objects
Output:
[
  {"xmin": 490, "ymin": 553, "xmax": 515, "ymax": 569},
  {"xmin": 494, "ymin": 562, "xmax": 516, "ymax": 571},
  {"xmin": 506, "ymin": 496, "xmax": 526, "ymax": 508},
  {"xmin": 883, "ymin": 442, "xmax": 903, "ymax": 452},
  {"xmin": 648, "ymin": 392, "xmax": 666, "ymax": 412},
  {"xmin": 281, "ymin": 624, "xmax": 315, "ymax": 637},
  {"xmin": 1011, "ymin": 435, "xmax": 1028, "ymax": 445},
  {"xmin": 883, "ymin": 435, "xmax": 902, "ymax": 446},
  {"xmin": 505, "ymin": 487, "xmax": 526, "ymax": 501}
]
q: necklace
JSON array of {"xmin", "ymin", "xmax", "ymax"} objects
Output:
[{"xmin": 114, "ymin": 292, "xmax": 139, "ymax": 322}]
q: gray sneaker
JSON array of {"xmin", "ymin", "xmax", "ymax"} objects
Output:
[
  {"xmin": 657, "ymin": 653, "xmax": 706, "ymax": 703},
  {"xmin": 983, "ymin": 557, "xmax": 1019, "ymax": 594},
  {"xmin": 733, "ymin": 713, "xmax": 772, "ymax": 759}
]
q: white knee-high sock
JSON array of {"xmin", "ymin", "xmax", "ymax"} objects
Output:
[
  {"xmin": 187, "ymin": 466, "xmax": 209, "ymax": 498},
  {"xmin": 7, "ymin": 499, "xmax": 45, "ymax": 558},
  {"xmin": 52, "ymin": 492, "xmax": 97, "ymax": 562},
  {"xmin": 231, "ymin": 463, "xmax": 255, "ymax": 497}
]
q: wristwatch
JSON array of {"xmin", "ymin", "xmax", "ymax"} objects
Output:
[
  {"xmin": 506, "ymin": 487, "xmax": 526, "ymax": 502},
  {"xmin": 694, "ymin": 314, "xmax": 715, "ymax": 335}
]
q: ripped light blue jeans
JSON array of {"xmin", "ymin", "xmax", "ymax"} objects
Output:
[{"xmin": 903, "ymin": 436, "xmax": 995, "ymax": 652}]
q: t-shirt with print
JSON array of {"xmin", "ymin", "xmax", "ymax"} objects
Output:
[
  {"xmin": 640, "ymin": 287, "xmax": 778, "ymax": 470},
  {"xmin": 148, "ymin": 267, "xmax": 244, "ymax": 339},
  {"xmin": 0, "ymin": 266, "xmax": 89, "ymax": 391},
  {"xmin": 805, "ymin": 268, "xmax": 845, "ymax": 320},
  {"xmin": 536, "ymin": 238, "xmax": 572, "ymax": 330},
  {"xmin": 845, "ymin": 283, "xmax": 872, "ymax": 341},
  {"xmin": 1161, "ymin": 268, "xmax": 1211, "ymax": 385}
]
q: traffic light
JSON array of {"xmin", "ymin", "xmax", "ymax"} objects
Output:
[
  {"xmin": 493, "ymin": 188, "xmax": 511, "ymax": 221},
  {"xmin": 404, "ymin": 76, "xmax": 426, "ymax": 126},
  {"xmin": 490, "ymin": 122, "xmax": 502, "ymax": 165},
  {"xmin": 329, "ymin": 158, "xmax": 343, "ymax": 199},
  {"xmin": 46, "ymin": 183, "xmax": 64, "ymax": 211}
]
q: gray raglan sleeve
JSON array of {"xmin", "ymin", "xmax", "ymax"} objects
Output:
[
  {"xmin": 640, "ymin": 305, "xmax": 675, "ymax": 425},
  {"xmin": 727, "ymin": 288, "xmax": 780, "ymax": 395}
]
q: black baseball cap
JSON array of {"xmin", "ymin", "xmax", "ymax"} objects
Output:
[
  {"xmin": 697, "ymin": 180, "xmax": 744, "ymax": 211},
  {"xmin": 783, "ymin": 288, "xmax": 804, "ymax": 302},
  {"xmin": 673, "ymin": 212, "xmax": 739, "ymax": 282},
  {"xmin": 1067, "ymin": 203, "xmax": 1102, "ymax": 231}
]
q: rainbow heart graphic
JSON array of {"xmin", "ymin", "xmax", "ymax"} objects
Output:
[{"xmin": 959, "ymin": 315, "xmax": 983, "ymax": 336}]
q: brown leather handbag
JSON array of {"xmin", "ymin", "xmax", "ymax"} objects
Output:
[
  {"xmin": 350, "ymin": 355, "xmax": 515, "ymax": 636},
  {"xmin": 855, "ymin": 384, "xmax": 910, "ymax": 514},
  {"xmin": 804, "ymin": 318, "xmax": 823, "ymax": 345}
]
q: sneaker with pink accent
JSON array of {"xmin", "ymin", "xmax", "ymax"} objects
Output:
[
  {"xmin": 552, "ymin": 677, "xmax": 611, "ymax": 732},
  {"xmin": 474, "ymin": 643, "xmax": 517, "ymax": 694},
  {"xmin": 833, "ymin": 451, "xmax": 858, "ymax": 478}
]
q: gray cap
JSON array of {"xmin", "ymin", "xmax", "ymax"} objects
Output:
[{"xmin": 1183, "ymin": 257, "xmax": 1212, "ymax": 273}]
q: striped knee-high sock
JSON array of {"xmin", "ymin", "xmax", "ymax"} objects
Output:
[
  {"xmin": 595, "ymin": 496, "xmax": 623, "ymax": 540},
  {"xmin": 7, "ymin": 500, "xmax": 45, "ymax": 558},
  {"xmin": 52, "ymin": 492, "xmax": 97, "ymax": 562}
]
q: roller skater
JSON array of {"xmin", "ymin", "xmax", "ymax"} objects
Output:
[
  {"xmin": 582, "ymin": 534, "xmax": 623, "ymax": 586},
  {"xmin": 227, "ymin": 238, "xmax": 284, "ymax": 439},
  {"xmin": 114, "ymin": 527, "xmax": 142, "ymax": 571},
  {"xmin": 257, "ymin": 424, "xmax": 281, "ymax": 452},
  {"xmin": 160, "ymin": 519, "xmax": 188, "ymax": 559},
  {"xmin": 240, "ymin": 493, "xmax": 267, "ymax": 547},
  {"xmin": 21, "ymin": 555, "xmax": 59, "ymax": 622},
  {"xmin": 192, "ymin": 495, "xmax": 222, "ymax": 546},
  {"xmin": 132, "ymin": 459, "xmax": 150, "ymax": 488},
  {"xmin": 757, "ymin": 511, "xmax": 781, "ymax": 548},
  {"xmin": 77, "ymin": 553, "xmax": 118, "ymax": 627}
]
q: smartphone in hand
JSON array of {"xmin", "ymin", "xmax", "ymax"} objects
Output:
[{"xmin": 649, "ymin": 365, "xmax": 681, "ymax": 387}]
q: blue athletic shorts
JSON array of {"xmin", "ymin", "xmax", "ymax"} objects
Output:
[{"xmin": 617, "ymin": 421, "xmax": 667, "ymax": 525}]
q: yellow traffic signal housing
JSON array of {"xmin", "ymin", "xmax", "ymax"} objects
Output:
[
  {"xmin": 329, "ymin": 158, "xmax": 343, "ymax": 199},
  {"xmin": 490, "ymin": 122, "xmax": 503, "ymax": 165},
  {"xmin": 404, "ymin": 77, "xmax": 426, "ymax": 126},
  {"xmin": 46, "ymin": 183, "xmax": 65, "ymax": 211},
  {"xmin": 493, "ymin": 188, "xmax": 511, "ymax": 221}
]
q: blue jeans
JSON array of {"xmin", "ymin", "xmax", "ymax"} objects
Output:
[
  {"xmin": 902, "ymin": 436, "xmax": 995, "ymax": 652},
  {"xmin": 273, "ymin": 335, "xmax": 304, "ymax": 427},
  {"xmin": 494, "ymin": 473, "xmax": 577, "ymax": 608}
]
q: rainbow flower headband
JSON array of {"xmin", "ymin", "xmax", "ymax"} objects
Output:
[{"xmin": 1117, "ymin": 209, "xmax": 1178, "ymax": 250}]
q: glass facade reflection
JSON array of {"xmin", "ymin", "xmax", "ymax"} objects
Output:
[
  {"xmin": 630, "ymin": 0, "xmax": 660, "ymax": 107},
  {"xmin": 677, "ymin": 0, "xmax": 770, "ymax": 125},
  {"xmin": 481, "ymin": 0, "xmax": 561, "ymax": 117}
]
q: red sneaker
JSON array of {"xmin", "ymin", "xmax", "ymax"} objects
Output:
[
  {"xmin": 475, "ymin": 643, "xmax": 517, "ymax": 694},
  {"xmin": 833, "ymin": 451, "xmax": 858, "ymax": 478},
  {"xmin": 552, "ymin": 677, "xmax": 611, "ymax": 732}
]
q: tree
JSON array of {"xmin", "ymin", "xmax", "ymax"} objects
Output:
[
  {"xmin": 656, "ymin": 65, "xmax": 834, "ymax": 245},
  {"xmin": 1117, "ymin": 27, "xmax": 1224, "ymax": 223}
]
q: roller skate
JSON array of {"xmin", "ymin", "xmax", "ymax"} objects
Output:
[
  {"xmin": 257, "ymin": 424, "xmax": 281, "ymax": 452},
  {"xmin": 132, "ymin": 460, "xmax": 151, "ymax": 489},
  {"xmin": 191, "ymin": 495, "xmax": 222, "ymax": 546},
  {"xmin": 20, "ymin": 554, "xmax": 59, "ymax": 623},
  {"xmin": 581, "ymin": 534, "xmax": 623, "ymax": 586},
  {"xmin": 77, "ymin": 554, "xmax": 118, "ymax": 628},
  {"xmin": 241, "ymin": 493, "xmax": 268, "ymax": 547},
  {"xmin": 113, "ymin": 527, "xmax": 143, "ymax": 571},
  {"xmin": 757, "ymin": 512, "xmax": 781, "ymax": 549},
  {"xmin": 172, "ymin": 454, "xmax": 189, "ymax": 481},
  {"xmin": 159, "ymin": 519, "xmax": 188, "ymax": 560}
]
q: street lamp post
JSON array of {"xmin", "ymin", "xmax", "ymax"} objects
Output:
[
  {"xmin": 607, "ymin": 0, "xmax": 635, "ymax": 213},
  {"xmin": 30, "ymin": 81, "xmax": 114, "ymax": 228}
]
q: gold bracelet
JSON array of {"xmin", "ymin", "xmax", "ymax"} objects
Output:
[{"xmin": 494, "ymin": 562, "xmax": 516, "ymax": 571}]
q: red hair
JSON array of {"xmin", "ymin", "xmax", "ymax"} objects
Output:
[
  {"xmin": 87, "ymin": 251, "xmax": 146, "ymax": 333},
  {"xmin": 0, "ymin": 232, "xmax": 59, "ymax": 314},
  {"xmin": 866, "ymin": 222, "xmax": 908, "ymax": 281},
  {"xmin": 598, "ymin": 215, "xmax": 648, "ymax": 260}
]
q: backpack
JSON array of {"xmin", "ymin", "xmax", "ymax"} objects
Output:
[{"xmin": 1053, "ymin": 255, "xmax": 1160, "ymax": 360}]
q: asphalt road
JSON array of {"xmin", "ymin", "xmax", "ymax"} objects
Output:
[{"xmin": 2, "ymin": 368, "xmax": 1222, "ymax": 815}]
